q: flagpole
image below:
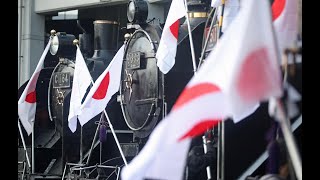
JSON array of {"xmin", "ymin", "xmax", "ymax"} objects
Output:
[
  {"xmin": 32, "ymin": 120, "xmax": 35, "ymax": 174},
  {"xmin": 183, "ymin": 0, "xmax": 197, "ymax": 75},
  {"xmin": 221, "ymin": 120, "xmax": 225, "ymax": 180},
  {"xmin": 18, "ymin": 119, "xmax": 31, "ymax": 168},
  {"xmin": 217, "ymin": 0, "xmax": 226, "ymax": 39},
  {"xmin": 202, "ymin": 132, "xmax": 212, "ymax": 179},
  {"xmin": 217, "ymin": 1, "xmax": 226, "ymax": 178},
  {"xmin": 237, "ymin": 115, "xmax": 302, "ymax": 179},
  {"xmin": 74, "ymin": 41, "xmax": 128, "ymax": 166},
  {"xmin": 268, "ymin": 1, "xmax": 302, "ymax": 178},
  {"xmin": 80, "ymin": 125, "xmax": 83, "ymax": 164},
  {"xmin": 275, "ymin": 99, "xmax": 302, "ymax": 180},
  {"xmin": 85, "ymin": 111, "xmax": 103, "ymax": 165},
  {"xmin": 103, "ymin": 111, "xmax": 128, "ymax": 166}
]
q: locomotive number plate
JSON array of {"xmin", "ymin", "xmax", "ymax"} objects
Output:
[
  {"xmin": 53, "ymin": 72, "xmax": 70, "ymax": 88},
  {"xmin": 126, "ymin": 52, "xmax": 141, "ymax": 70}
]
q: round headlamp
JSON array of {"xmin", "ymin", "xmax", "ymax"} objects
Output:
[{"xmin": 127, "ymin": 0, "xmax": 148, "ymax": 23}]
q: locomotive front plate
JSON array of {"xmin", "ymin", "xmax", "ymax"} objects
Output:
[
  {"xmin": 126, "ymin": 52, "xmax": 141, "ymax": 70},
  {"xmin": 53, "ymin": 72, "xmax": 71, "ymax": 88}
]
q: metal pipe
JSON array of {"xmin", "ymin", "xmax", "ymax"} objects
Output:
[
  {"xmin": 116, "ymin": 167, "xmax": 121, "ymax": 180},
  {"xmin": 100, "ymin": 141, "xmax": 102, "ymax": 165},
  {"xmin": 61, "ymin": 163, "xmax": 67, "ymax": 180},
  {"xmin": 183, "ymin": 0, "xmax": 197, "ymax": 75},
  {"xmin": 18, "ymin": 0, "xmax": 23, "ymax": 87},
  {"xmin": 221, "ymin": 121, "xmax": 225, "ymax": 180},
  {"xmin": 79, "ymin": 125, "xmax": 83, "ymax": 177},
  {"xmin": 217, "ymin": 123, "xmax": 221, "ymax": 180},
  {"xmin": 80, "ymin": 125, "xmax": 83, "ymax": 164},
  {"xmin": 202, "ymin": 135, "xmax": 212, "ymax": 179},
  {"xmin": 22, "ymin": 161, "xmax": 26, "ymax": 180},
  {"xmin": 57, "ymin": 92, "xmax": 65, "ymax": 174},
  {"xmin": 71, "ymin": 164, "xmax": 118, "ymax": 171},
  {"xmin": 219, "ymin": 123, "xmax": 224, "ymax": 180},
  {"xmin": 217, "ymin": 121, "xmax": 225, "ymax": 180}
]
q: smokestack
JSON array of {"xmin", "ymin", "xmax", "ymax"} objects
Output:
[{"xmin": 91, "ymin": 20, "xmax": 119, "ymax": 66}]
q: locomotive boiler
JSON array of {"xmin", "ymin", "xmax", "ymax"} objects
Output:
[{"xmin": 118, "ymin": 0, "xmax": 209, "ymax": 145}]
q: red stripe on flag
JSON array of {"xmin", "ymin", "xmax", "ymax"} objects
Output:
[
  {"xmin": 93, "ymin": 72, "xmax": 110, "ymax": 100},
  {"xmin": 170, "ymin": 19, "xmax": 180, "ymax": 39},
  {"xmin": 24, "ymin": 71, "xmax": 41, "ymax": 103},
  {"xmin": 173, "ymin": 83, "xmax": 221, "ymax": 111},
  {"xmin": 272, "ymin": 0, "xmax": 286, "ymax": 21},
  {"xmin": 25, "ymin": 91, "xmax": 36, "ymax": 103},
  {"xmin": 178, "ymin": 119, "xmax": 221, "ymax": 141},
  {"xmin": 236, "ymin": 47, "xmax": 277, "ymax": 102}
]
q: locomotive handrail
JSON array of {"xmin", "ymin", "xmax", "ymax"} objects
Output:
[
  {"xmin": 70, "ymin": 164, "xmax": 121, "ymax": 180},
  {"xmin": 197, "ymin": 7, "xmax": 218, "ymax": 70},
  {"xmin": 18, "ymin": 160, "xmax": 26, "ymax": 180},
  {"xmin": 119, "ymin": 29, "xmax": 161, "ymax": 132},
  {"xmin": 61, "ymin": 162, "xmax": 85, "ymax": 180},
  {"xmin": 120, "ymin": 98, "xmax": 156, "ymax": 131},
  {"xmin": 47, "ymin": 61, "xmax": 63, "ymax": 122},
  {"xmin": 45, "ymin": 59, "xmax": 76, "ymax": 149},
  {"xmin": 126, "ymin": 29, "xmax": 156, "ymax": 51}
]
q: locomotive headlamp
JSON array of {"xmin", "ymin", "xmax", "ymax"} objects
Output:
[
  {"xmin": 127, "ymin": 1, "xmax": 136, "ymax": 23},
  {"xmin": 50, "ymin": 35, "xmax": 59, "ymax": 55},
  {"xmin": 49, "ymin": 32, "xmax": 76, "ymax": 59},
  {"xmin": 127, "ymin": 0, "xmax": 148, "ymax": 23}
]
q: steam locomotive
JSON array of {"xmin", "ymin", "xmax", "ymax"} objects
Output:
[{"xmin": 17, "ymin": 0, "xmax": 302, "ymax": 179}]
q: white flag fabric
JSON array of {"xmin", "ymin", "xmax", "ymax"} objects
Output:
[
  {"xmin": 18, "ymin": 38, "xmax": 52, "ymax": 135},
  {"xmin": 211, "ymin": 0, "xmax": 220, "ymax": 7},
  {"xmin": 268, "ymin": 82, "xmax": 301, "ymax": 121},
  {"xmin": 121, "ymin": 0, "xmax": 282, "ymax": 179},
  {"xmin": 156, "ymin": 0, "xmax": 186, "ymax": 74},
  {"xmin": 272, "ymin": 0, "xmax": 298, "ymax": 64},
  {"xmin": 78, "ymin": 45, "xmax": 125, "ymax": 126},
  {"xmin": 68, "ymin": 46, "xmax": 92, "ymax": 133},
  {"xmin": 211, "ymin": 0, "xmax": 240, "ymax": 33}
]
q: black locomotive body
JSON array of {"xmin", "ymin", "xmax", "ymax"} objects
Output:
[
  {"xmin": 119, "ymin": 0, "xmax": 209, "ymax": 145},
  {"xmin": 18, "ymin": 19, "xmax": 132, "ymax": 179},
  {"xmin": 17, "ymin": 0, "xmax": 302, "ymax": 179}
]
